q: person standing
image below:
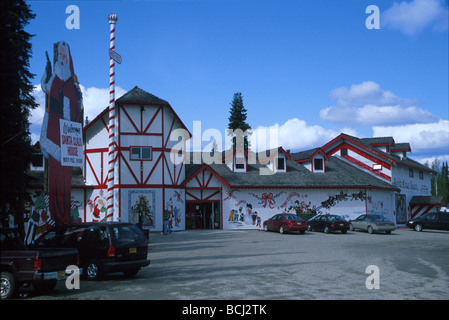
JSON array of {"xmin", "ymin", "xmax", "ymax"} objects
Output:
[{"xmin": 163, "ymin": 210, "xmax": 169, "ymax": 235}]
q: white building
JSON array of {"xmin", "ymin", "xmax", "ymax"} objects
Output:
[{"xmin": 27, "ymin": 87, "xmax": 438, "ymax": 232}]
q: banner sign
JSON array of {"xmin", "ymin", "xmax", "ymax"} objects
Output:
[{"xmin": 60, "ymin": 119, "xmax": 83, "ymax": 167}]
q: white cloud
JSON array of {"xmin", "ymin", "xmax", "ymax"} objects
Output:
[
  {"xmin": 320, "ymin": 81, "xmax": 438, "ymax": 126},
  {"xmin": 381, "ymin": 0, "xmax": 449, "ymax": 36},
  {"xmin": 250, "ymin": 118, "xmax": 358, "ymax": 152},
  {"xmin": 372, "ymin": 119, "xmax": 449, "ymax": 153},
  {"xmin": 29, "ymin": 84, "xmax": 126, "ymax": 144}
]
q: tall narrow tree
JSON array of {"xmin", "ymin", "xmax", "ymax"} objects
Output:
[
  {"xmin": 227, "ymin": 92, "xmax": 251, "ymax": 152},
  {"xmin": 0, "ymin": 0, "xmax": 37, "ymax": 236}
]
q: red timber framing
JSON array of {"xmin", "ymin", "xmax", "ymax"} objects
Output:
[
  {"xmin": 323, "ymin": 135, "xmax": 394, "ymax": 181},
  {"xmin": 83, "ymin": 99, "xmax": 190, "ymax": 221},
  {"xmin": 183, "ymin": 165, "xmax": 224, "ymax": 229}
]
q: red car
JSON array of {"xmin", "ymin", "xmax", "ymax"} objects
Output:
[{"xmin": 263, "ymin": 213, "xmax": 308, "ymax": 234}]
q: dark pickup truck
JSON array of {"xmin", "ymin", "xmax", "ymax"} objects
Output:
[{"xmin": 1, "ymin": 228, "xmax": 80, "ymax": 299}]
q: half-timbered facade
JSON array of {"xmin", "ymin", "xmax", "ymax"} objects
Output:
[
  {"xmin": 83, "ymin": 86, "xmax": 190, "ymax": 230},
  {"xmin": 26, "ymin": 87, "xmax": 438, "ymax": 232}
]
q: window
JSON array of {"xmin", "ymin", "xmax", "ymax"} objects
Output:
[
  {"xmin": 31, "ymin": 154, "xmax": 44, "ymax": 167},
  {"xmin": 277, "ymin": 158, "xmax": 285, "ymax": 170},
  {"xmin": 130, "ymin": 147, "xmax": 152, "ymax": 160},
  {"xmin": 409, "ymin": 168, "xmax": 414, "ymax": 178},
  {"xmin": 235, "ymin": 157, "xmax": 245, "ymax": 170},
  {"xmin": 419, "ymin": 171, "xmax": 424, "ymax": 180},
  {"xmin": 314, "ymin": 158, "xmax": 324, "ymax": 171},
  {"xmin": 341, "ymin": 148, "xmax": 348, "ymax": 156}
]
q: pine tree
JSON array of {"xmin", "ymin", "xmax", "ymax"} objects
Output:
[
  {"xmin": 0, "ymin": 0, "xmax": 37, "ymax": 236},
  {"xmin": 227, "ymin": 92, "xmax": 251, "ymax": 152}
]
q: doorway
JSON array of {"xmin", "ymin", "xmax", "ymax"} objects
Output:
[{"xmin": 186, "ymin": 201, "xmax": 220, "ymax": 230}]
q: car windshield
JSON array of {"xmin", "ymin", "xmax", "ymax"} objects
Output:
[
  {"xmin": 111, "ymin": 224, "xmax": 145, "ymax": 243},
  {"xmin": 328, "ymin": 216, "xmax": 344, "ymax": 222}
]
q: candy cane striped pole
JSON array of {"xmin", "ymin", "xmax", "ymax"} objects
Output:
[{"xmin": 107, "ymin": 13, "xmax": 118, "ymax": 221}]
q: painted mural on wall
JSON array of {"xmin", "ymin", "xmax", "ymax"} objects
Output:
[
  {"xmin": 24, "ymin": 191, "xmax": 82, "ymax": 244},
  {"xmin": 223, "ymin": 189, "xmax": 370, "ymax": 230},
  {"xmin": 129, "ymin": 190, "xmax": 156, "ymax": 230},
  {"xmin": 165, "ymin": 189, "xmax": 185, "ymax": 231},
  {"xmin": 87, "ymin": 189, "xmax": 110, "ymax": 222},
  {"xmin": 40, "ymin": 41, "xmax": 84, "ymax": 225}
]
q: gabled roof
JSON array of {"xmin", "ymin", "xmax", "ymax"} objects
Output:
[
  {"xmin": 257, "ymin": 147, "xmax": 292, "ymax": 163},
  {"xmin": 83, "ymin": 86, "xmax": 191, "ymax": 137},
  {"xmin": 290, "ymin": 147, "xmax": 329, "ymax": 163},
  {"xmin": 183, "ymin": 154, "xmax": 399, "ymax": 191},
  {"xmin": 116, "ymin": 86, "xmax": 169, "ymax": 105}
]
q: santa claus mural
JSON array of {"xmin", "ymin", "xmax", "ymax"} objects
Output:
[{"xmin": 40, "ymin": 41, "xmax": 83, "ymax": 225}]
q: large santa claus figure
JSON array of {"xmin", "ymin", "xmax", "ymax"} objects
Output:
[{"xmin": 40, "ymin": 41, "xmax": 83, "ymax": 225}]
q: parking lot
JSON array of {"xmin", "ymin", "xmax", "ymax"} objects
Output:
[{"xmin": 23, "ymin": 228, "xmax": 449, "ymax": 300}]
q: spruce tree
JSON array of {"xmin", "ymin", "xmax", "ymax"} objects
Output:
[
  {"xmin": 0, "ymin": 0, "xmax": 37, "ymax": 235},
  {"xmin": 227, "ymin": 92, "xmax": 251, "ymax": 152}
]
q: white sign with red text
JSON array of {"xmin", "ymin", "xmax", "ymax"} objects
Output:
[{"xmin": 60, "ymin": 119, "xmax": 83, "ymax": 167}]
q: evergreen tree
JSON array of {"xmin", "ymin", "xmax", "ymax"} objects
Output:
[
  {"xmin": 0, "ymin": 0, "xmax": 37, "ymax": 236},
  {"xmin": 428, "ymin": 159, "xmax": 449, "ymax": 203},
  {"xmin": 227, "ymin": 92, "xmax": 251, "ymax": 152}
]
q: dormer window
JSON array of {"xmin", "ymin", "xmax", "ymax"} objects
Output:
[
  {"xmin": 313, "ymin": 158, "xmax": 324, "ymax": 172},
  {"xmin": 277, "ymin": 158, "xmax": 285, "ymax": 170},
  {"xmin": 234, "ymin": 155, "xmax": 246, "ymax": 172}
]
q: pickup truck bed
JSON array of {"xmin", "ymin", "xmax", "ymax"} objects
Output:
[{"xmin": 1, "ymin": 228, "xmax": 80, "ymax": 299}]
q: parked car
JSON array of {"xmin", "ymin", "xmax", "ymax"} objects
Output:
[
  {"xmin": 349, "ymin": 214, "xmax": 395, "ymax": 234},
  {"xmin": 263, "ymin": 213, "xmax": 308, "ymax": 234},
  {"xmin": 1, "ymin": 228, "xmax": 80, "ymax": 299},
  {"xmin": 31, "ymin": 222, "xmax": 150, "ymax": 280},
  {"xmin": 406, "ymin": 212, "xmax": 449, "ymax": 232},
  {"xmin": 307, "ymin": 214, "xmax": 350, "ymax": 234}
]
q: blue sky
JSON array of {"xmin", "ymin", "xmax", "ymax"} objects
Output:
[{"xmin": 27, "ymin": 0, "xmax": 448, "ymax": 164}]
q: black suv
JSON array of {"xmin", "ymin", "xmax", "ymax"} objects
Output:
[
  {"xmin": 32, "ymin": 222, "xmax": 150, "ymax": 280},
  {"xmin": 406, "ymin": 212, "xmax": 449, "ymax": 232}
]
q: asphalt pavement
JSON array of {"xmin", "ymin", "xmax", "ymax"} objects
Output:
[{"xmin": 20, "ymin": 228, "xmax": 449, "ymax": 300}]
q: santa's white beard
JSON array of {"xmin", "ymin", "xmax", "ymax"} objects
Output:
[{"xmin": 55, "ymin": 60, "xmax": 71, "ymax": 81}]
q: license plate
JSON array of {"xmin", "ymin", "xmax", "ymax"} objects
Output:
[
  {"xmin": 340, "ymin": 224, "xmax": 344, "ymax": 226},
  {"xmin": 129, "ymin": 248, "xmax": 137, "ymax": 254},
  {"xmin": 297, "ymin": 222, "xmax": 302, "ymax": 225}
]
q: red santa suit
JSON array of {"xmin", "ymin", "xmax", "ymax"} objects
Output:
[{"xmin": 40, "ymin": 41, "xmax": 83, "ymax": 225}]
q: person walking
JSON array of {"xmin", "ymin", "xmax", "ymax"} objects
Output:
[{"xmin": 163, "ymin": 210, "xmax": 169, "ymax": 235}]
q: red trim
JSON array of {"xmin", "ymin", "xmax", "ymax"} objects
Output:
[
  {"xmin": 343, "ymin": 155, "xmax": 392, "ymax": 181},
  {"xmin": 143, "ymin": 106, "xmax": 161, "ymax": 133},
  {"xmin": 182, "ymin": 164, "xmax": 231, "ymax": 189},
  {"xmin": 120, "ymin": 105, "xmax": 140, "ymax": 133},
  {"xmin": 322, "ymin": 134, "xmax": 396, "ymax": 166},
  {"xmin": 143, "ymin": 153, "xmax": 163, "ymax": 184}
]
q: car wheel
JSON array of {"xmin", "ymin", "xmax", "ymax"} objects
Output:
[
  {"xmin": 85, "ymin": 260, "xmax": 103, "ymax": 281},
  {"xmin": 264, "ymin": 224, "xmax": 269, "ymax": 232},
  {"xmin": 414, "ymin": 224, "xmax": 423, "ymax": 232},
  {"xmin": 349, "ymin": 223, "xmax": 354, "ymax": 231},
  {"xmin": 341, "ymin": 230, "xmax": 347, "ymax": 234},
  {"xmin": 367, "ymin": 226, "xmax": 374, "ymax": 234},
  {"xmin": 299, "ymin": 230, "xmax": 305, "ymax": 235},
  {"xmin": 0, "ymin": 272, "xmax": 16, "ymax": 300},
  {"xmin": 324, "ymin": 226, "xmax": 330, "ymax": 234},
  {"xmin": 307, "ymin": 225, "xmax": 313, "ymax": 231},
  {"xmin": 279, "ymin": 226, "xmax": 284, "ymax": 234}
]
